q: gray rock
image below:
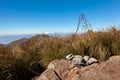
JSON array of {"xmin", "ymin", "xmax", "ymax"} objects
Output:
[
  {"xmin": 83, "ymin": 56, "xmax": 89, "ymax": 62},
  {"xmin": 87, "ymin": 57, "xmax": 98, "ymax": 65},
  {"xmin": 71, "ymin": 55, "xmax": 83, "ymax": 67},
  {"xmin": 66, "ymin": 54, "xmax": 74, "ymax": 60},
  {"xmin": 66, "ymin": 54, "xmax": 99, "ymax": 67},
  {"xmin": 66, "ymin": 54, "xmax": 84, "ymax": 67}
]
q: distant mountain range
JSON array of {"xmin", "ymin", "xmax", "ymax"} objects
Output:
[
  {"xmin": 0, "ymin": 34, "xmax": 36, "ymax": 44},
  {"xmin": 0, "ymin": 33, "xmax": 70, "ymax": 44}
]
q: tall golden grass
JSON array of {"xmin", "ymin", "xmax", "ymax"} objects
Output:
[{"xmin": 0, "ymin": 27, "xmax": 120, "ymax": 80}]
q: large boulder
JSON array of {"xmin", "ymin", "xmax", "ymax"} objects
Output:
[{"xmin": 33, "ymin": 56, "xmax": 120, "ymax": 80}]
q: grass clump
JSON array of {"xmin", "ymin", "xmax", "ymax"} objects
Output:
[{"xmin": 0, "ymin": 26, "xmax": 120, "ymax": 80}]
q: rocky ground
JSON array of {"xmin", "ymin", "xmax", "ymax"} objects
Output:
[{"xmin": 32, "ymin": 56, "xmax": 120, "ymax": 80}]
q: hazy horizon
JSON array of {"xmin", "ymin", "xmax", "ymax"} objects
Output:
[{"xmin": 0, "ymin": 32, "xmax": 71, "ymax": 44}]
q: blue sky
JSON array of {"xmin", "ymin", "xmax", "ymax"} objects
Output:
[{"xmin": 0, "ymin": 0, "xmax": 120, "ymax": 34}]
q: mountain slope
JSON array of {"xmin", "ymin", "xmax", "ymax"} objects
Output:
[{"xmin": 0, "ymin": 34, "xmax": 36, "ymax": 44}]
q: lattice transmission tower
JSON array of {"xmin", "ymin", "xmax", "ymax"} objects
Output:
[{"xmin": 75, "ymin": 14, "xmax": 92, "ymax": 34}]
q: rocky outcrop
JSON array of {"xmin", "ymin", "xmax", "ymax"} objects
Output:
[{"xmin": 33, "ymin": 56, "xmax": 120, "ymax": 80}]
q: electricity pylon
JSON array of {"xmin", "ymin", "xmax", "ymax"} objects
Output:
[{"xmin": 75, "ymin": 14, "xmax": 92, "ymax": 34}]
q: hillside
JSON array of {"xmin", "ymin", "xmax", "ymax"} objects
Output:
[
  {"xmin": 0, "ymin": 27, "xmax": 120, "ymax": 80},
  {"xmin": 0, "ymin": 34, "xmax": 36, "ymax": 44},
  {"xmin": 0, "ymin": 33, "xmax": 69, "ymax": 44}
]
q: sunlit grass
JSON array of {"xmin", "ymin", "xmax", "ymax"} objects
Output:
[{"xmin": 0, "ymin": 26, "xmax": 120, "ymax": 80}]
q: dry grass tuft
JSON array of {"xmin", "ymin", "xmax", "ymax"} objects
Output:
[{"xmin": 0, "ymin": 26, "xmax": 120, "ymax": 80}]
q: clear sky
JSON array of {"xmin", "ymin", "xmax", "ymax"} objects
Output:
[{"xmin": 0, "ymin": 0, "xmax": 120, "ymax": 34}]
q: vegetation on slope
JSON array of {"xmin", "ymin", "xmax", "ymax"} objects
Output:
[{"xmin": 0, "ymin": 27, "xmax": 120, "ymax": 80}]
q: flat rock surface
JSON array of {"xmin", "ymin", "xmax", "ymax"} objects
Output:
[{"xmin": 33, "ymin": 56, "xmax": 120, "ymax": 80}]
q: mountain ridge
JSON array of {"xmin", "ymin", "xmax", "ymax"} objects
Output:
[{"xmin": 0, "ymin": 33, "xmax": 69, "ymax": 44}]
